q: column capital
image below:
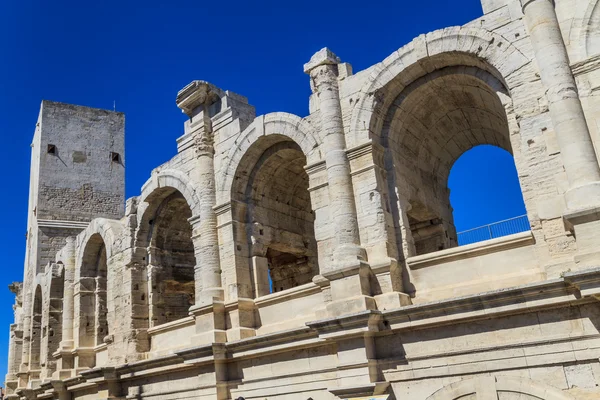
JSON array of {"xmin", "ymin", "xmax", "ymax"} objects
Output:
[
  {"xmin": 304, "ymin": 47, "xmax": 341, "ymax": 74},
  {"xmin": 176, "ymin": 80, "xmax": 222, "ymax": 117},
  {"xmin": 304, "ymin": 48, "xmax": 342, "ymax": 92},
  {"xmin": 520, "ymin": 0, "xmax": 554, "ymax": 12}
]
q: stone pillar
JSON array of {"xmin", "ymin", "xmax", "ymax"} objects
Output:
[
  {"xmin": 59, "ymin": 237, "xmax": 76, "ymax": 352},
  {"xmin": 176, "ymin": 81, "xmax": 227, "ymax": 345},
  {"xmin": 521, "ymin": 0, "xmax": 600, "ymax": 211},
  {"xmin": 18, "ymin": 287, "xmax": 32, "ymax": 386},
  {"xmin": 305, "ymin": 49, "xmax": 376, "ymax": 316},
  {"xmin": 6, "ymin": 324, "xmax": 22, "ymax": 390},
  {"xmin": 50, "ymin": 381, "xmax": 71, "ymax": 400},
  {"xmin": 190, "ymin": 129, "xmax": 223, "ymax": 305},
  {"xmin": 6, "ymin": 282, "xmax": 23, "ymax": 395},
  {"xmin": 304, "ymin": 48, "xmax": 366, "ymax": 266},
  {"xmin": 176, "ymin": 81, "xmax": 224, "ymax": 306}
]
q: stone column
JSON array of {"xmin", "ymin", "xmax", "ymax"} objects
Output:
[
  {"xmin": 6, "ymin": 282, "xmax": 23, "ymax": 396},
  {"xmin": 304, "ymin": 48, "xmax": 366, "ymax": 266},
  {"xmin": 6, "ymin": 324, "xmax": 22, "ymax": 382},
  {"xmin": 176, "ymin": 81, "xmax": 224, "ymax": 307},
  {"xmin": 521, "ymin": 0, "xmax": 600, "ymax": 211},
  {"xmin": 59, "ymin": 237, "xmax": 76, "ymax": 352},
  {"xmin": 18, "ymin": 289, "xmax": 32, "ymax": 384},
  {"xmin": 305, "ymin": 49, "xmax": 376, "ymax": 316}
]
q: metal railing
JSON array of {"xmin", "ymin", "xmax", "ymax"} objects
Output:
[{"xmin": 457, "ymin": 215, "xmax": 530, "ymax": 246}]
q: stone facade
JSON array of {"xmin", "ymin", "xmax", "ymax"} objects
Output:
[{"xmin": 6, "ymin": 0, "xmax": 600, "ymax": 398}]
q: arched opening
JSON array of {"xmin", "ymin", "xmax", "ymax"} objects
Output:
[
  {"xmin": 29, "ymin": 286, "xmax": 43, "ymax": 370},
  {"xmin": 449, "ymin": 145, "xmax": 528, "ymax": 245},
  {"xmin": 381, "ymin": 65, "xmax": 526, "ymax": 257},
  {"xmin": 138, "ymin": 188, "xmax": 196, "ymax": 327},
  {"xmin": 585, "ymin": 1, "xmax": 600, "ymax": 57},
  {"xmin": 426, "ymin": 376, "xmax": 576, "ymax": 400},
  {"xmin": 78, "ymin": 234, "xmax": 108, "ymax": 347},
  {"xmin": 232, "ymin": 136, "xmax": 318, "ymax": 297}
]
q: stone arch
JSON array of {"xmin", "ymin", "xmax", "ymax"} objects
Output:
[
  {"xmin": 381, "ymin": 65, "xmax": 512, "ymax": 184},
  {"xmin": 139, "ymin": 169, "xmax": 202, "ymax": 218},
  {"xmin": 346, "ymin": 26, "xmax": 532, "ymax": 262},
  {"xmin": 136, "ymin": 171, "xmax": 200, "ymax": 327},
  {"xmin": 217, "ymin": 112, "xmax": 322, "ymax": 204},
  {"xmin": 75, "ymin": 218, "xmax": 123, "ymax": 272},
  {"xmin": 577, "ymin": 0, "xmax": 600, "ymax": 59},
  {"xmin": 74, "ymin": 231, "xmax": 110, "ymax": 370},
  {"xmin": 228, "ymin": 130, "xmax": 320, "ymax": 298},
  {"xmin": 426, "ymin": 376, "xmax": 575, "ymax": 400},
  {"xmin": 348, "ymin": 26, "xmax": 529, "ymax": 148}
]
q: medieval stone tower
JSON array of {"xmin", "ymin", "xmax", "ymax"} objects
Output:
[
  {"xmin": 7, "ymin": 0, "xmax": 600, "ymax": 399},
  {"xmin": 6, "ymin": 101, "xmax": 124, "ymax": 392}
]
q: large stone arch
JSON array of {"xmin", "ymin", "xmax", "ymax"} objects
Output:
[
  {"xmin": 72, "ymin": 218, "xmax": 124, "ymax": 368},
  {"xmin": 216, "ymin": 112, "xmax": 322, "ymax": 204},
  {"xmin": 426, "ymin": 376, "xmax": 575, "ymax": 400},
  {"xmin": 348, "ymin": 26, "xmax": 530, "ymax": 148},
  {"xmin": 135, "ymin": 169, "xmax": 202, "ymax": 327},
  {"xmin": 575, "ymin": 0, "xmax": 600, "ymax": 60},
  {"xmin": 75, "ymin": 218, "xmax": 123, "ymax": 277},
  {"xmin": 139, "ymin": 168, "xmax": 202, "ymax": 218}
]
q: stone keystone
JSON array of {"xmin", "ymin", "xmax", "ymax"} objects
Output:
[
  {"xmin": 176, "ymin": 80, "xmax": 221, "ymax": 116},
  {"xmin": 303, "ymin": 47, "xmax": 341, "ymax": 73}
]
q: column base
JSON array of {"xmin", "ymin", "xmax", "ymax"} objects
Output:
[
  {"xmin": 53, "ymin": 347, "xmax": 75, "ymax": 376},
  {"xmin": 564, "ymin": 202, "xmax": 600, "ymax": 270},
  {"xmin": 564, "ymin": 182, "xmax": 600, "ymax": 212},
  {"xmin": 323, "ymin": 260, "xmax": 378, "ymax": 317},
  {"xmin": 5, "ymin": 378, "xmax": 18, "ymax": 396},
  {"xmin": 189, "ymin": 300, "xmax": 227, "ymax": 345},
  {"xmin": 73, "ymin": 347, "xmax": 96, "ymax": 370},
  {"xmin": 326, "ymin": 295, "xmax": 377, "ymax": 317},
  {"xmin": 194, "ymin": 288, "xmax": 225, "ymax": 308},
  {"xmin": 374, "ymin": 291, "xmax": 412, "ymax": 310},
  {"xmin": 225, "ymin": 298, "xmax": 257, "ymax": 341},
  {"xmin": 16, "ymin": 372, "xmax": 29, "ymax": 389}
]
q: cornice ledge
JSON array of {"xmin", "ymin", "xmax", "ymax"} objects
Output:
[
  {"xmin": 115, "ymin": 353, "xmax": 183, "ymax": 376},
  {"xmin": 226, "ymin": 326, "xmax": 314, "ymax": 351},
  {"xmin": 174, "ymin": 343, "xmax": 215, "ymax": 364},
  {"xmin": 382, "ymin": 276, "xmax": 591, "ymax": 329},
  {"xmin": 306, "ymin": 309, "xmax": 384, "ymax": 336},
  {"xmin": 563, "ymin": 266, "xmax": 600, "ymax": 298},
  {"xmin": 328, "ymin": 381, "xmax": 390, "ymax": 399}
]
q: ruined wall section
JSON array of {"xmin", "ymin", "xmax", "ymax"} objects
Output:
[{"xmin": 36, "ymin": 101, "xmax": 125, "ymax": 222}]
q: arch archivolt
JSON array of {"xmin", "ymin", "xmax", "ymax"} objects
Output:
[
  {"xmin": 426, "ymin": 376, "xmax": 575, "ymax": 400},
  {"xmin": 75, "ymin": 218, "xmax": 123, "ymax": 279},
  {"xmin": 139, "ymin": 168, "xmax": 202, "ymax": 219},
  {"xmin": 351, "ymin": 26, "xmax": 531, "ymax": 260},
  {"xmin": 348, "ymin": 26, "xmax": 530, "ymax": 148},
  {"xmin": 572, "ymin": 0, "xmax": 600, "ymax": 60},
  {"xmin": 381, "ymin": 66, "xmax": 513, "ymax": 181},
  {"xmin": 216, "ymin": 112, "xmax": 322, "ymax": 205}
]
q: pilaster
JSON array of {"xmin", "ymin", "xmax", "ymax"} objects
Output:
[
  {"xmin": 305, "ymin": 48, "xmax": 374, "ymax": 317},
  {"xmin": 521, "ymin": 0, "xmax": 600, "ymax": 267}
]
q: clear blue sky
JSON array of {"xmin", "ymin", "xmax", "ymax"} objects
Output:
[{"xmin": 0, "ymin": 0, "xmax": 526, "ymax": 381}]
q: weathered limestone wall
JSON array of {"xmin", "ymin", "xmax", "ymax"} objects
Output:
[
  {"xmin": 7, "ymin": 1, "xmax": 600, "ymax": 399},
  {"xmin": 5, "ymin": 102, "xmax": 125, "ymax": 397},
  {"xmin": 36, "ymin": 101, "xmax": 125, "ymax": 222}
]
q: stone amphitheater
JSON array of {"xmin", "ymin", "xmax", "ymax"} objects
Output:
[{"xmin": 6, "ymin": 0, "xmax": 600, "ymax": 398}]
